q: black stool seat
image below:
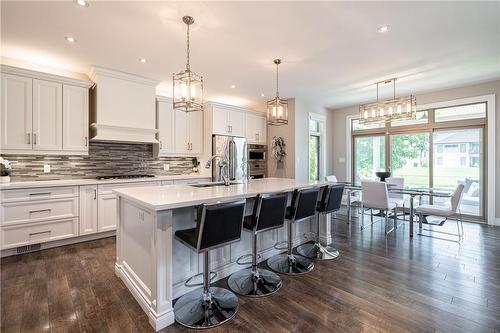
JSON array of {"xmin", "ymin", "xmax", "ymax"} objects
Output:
[
  {"xmin": 174, "ymin": 228, "xmax": 197, "ymax": 248},
  {"xmin": 296, "ymin": 184, "xmax": 344, "ymax": 261},
  {"xmin": 243, "ymin": 215, "xmax": 254, "ymax": 231},
  {"xmin": 173, "ymin": 200, "xmax": 246, "ymax": 329}
]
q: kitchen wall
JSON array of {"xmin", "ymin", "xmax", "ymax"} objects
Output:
[
  {"xmin": 1, "ymin": 142, "xmax": 194, "ymax": 181},
  {"xmin": 327, "ymin": 79, "xmax": 500, "ymax": 220}
]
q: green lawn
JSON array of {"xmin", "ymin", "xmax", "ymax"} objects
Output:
[{"xmin": 393, "ymin": 167, "xmax": 479, "ymax": 188}]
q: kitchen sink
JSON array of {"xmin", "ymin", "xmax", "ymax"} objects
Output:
[{"xmin": 189, "ymin": 181, "xmax": 242, "ymax": 188}]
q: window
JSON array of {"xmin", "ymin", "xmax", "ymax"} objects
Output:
[
  {"xmin": 460, "ymin": 157, "xmax": 466, "ymax": 166},
  {"xmin": 434, "ymin": 103, "xmax": 486, "ymax": 122},
  {"xmin": 352, "ymin": 119, "xmax": 385, "ymax": 131},
  {"xmin": 354, "ymin": 135, "xmax": 385, "ymax": 185},
  {"xmin": 309, "ymin": 134, "xmax": 320, "ymax": 181},
  {"xmin": 390, "ymin": 110, "xmax": 429, "ymax": 127},
  {"xmin": 390, "ymin": 133, "xmax": 430, "ymax": 188},
  {"xmin": 309, "ymin": 116, "xmax": 325, "ymax": 181},
  {"xmin": 460, "ymin": 144, "xmax": 466, "ymax": 153}
]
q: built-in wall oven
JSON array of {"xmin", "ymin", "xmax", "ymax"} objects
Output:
[{"xmin": 248, "ymin": 144, "xmax": 267, "ymax": 178}]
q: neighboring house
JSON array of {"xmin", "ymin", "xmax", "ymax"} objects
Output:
[{"xmin": 434, "ymin": 131, "xmax": 481, "ymax": 168}]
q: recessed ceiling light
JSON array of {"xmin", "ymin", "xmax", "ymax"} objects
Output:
[
  {"xmin": 230, "ymin": 84, "xmax": 236, "ymax": 89},
  {"xmin": 377, "ymin": 25, "xmax": 390, "ymax": 33},
  {"xmin": 261, "ymin": 93, "xmax": 265, "ymax": 97},
  {"xmin": 74, "ymin": 0, "xmax": 89, "ymax": 7},
  {"xmin": 139, "ymin": 58, "xmax": 147, "ymax": 63},
  {"xmin": 64, "ymin": 36, "xmax": 76, "ymax": 43}
]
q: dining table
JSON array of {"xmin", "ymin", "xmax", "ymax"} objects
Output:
[{"xmin": 338, "ymin": 182, "xmax": 453, "ymax": 237}]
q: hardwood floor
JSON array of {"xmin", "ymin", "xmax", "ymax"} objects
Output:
[{"xmin": 2, "ymin": 213, "xmax": 500, "ymax": 333}]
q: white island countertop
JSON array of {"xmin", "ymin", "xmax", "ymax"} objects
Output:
[{"xmin": 114, "ymin": 178, "xmax": 326, "ymax": 211}]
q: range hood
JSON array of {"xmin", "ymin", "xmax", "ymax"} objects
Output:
[{"xmin": 89, "ymin": 66, "xmax": 159, "ymax": 144}]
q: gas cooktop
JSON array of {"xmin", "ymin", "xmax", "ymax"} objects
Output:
[{"xmin": 95, "ymin": 174, "xmax": 156, "ymax": 180}]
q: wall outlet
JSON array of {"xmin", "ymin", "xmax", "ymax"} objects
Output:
[
  {"xmin": 43, "ymin": 164, "xmax": 51, "ymax": 173},
  {"xmin": 163, "ymin": 164, "xmax": 170, "ymax": 171}
]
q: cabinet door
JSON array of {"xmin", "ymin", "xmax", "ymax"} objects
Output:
[
  {"xmin": 188, "ymin": 111, "xmax": 203, "ymax": 155},
  {"xmin": 228, "ymin": 109, "xmax": 246, "ymax": 137},
  {"xmin": 157, "ymin": 100, "xmax": 175, "ymax": 154},
  {"xmin": 32, "ymin": 79, "xmax": 62, "ymax": 151},
  {"xmin": 79, "ymin": 185, "xmax": 98, "ymax": 235},
  {"xmin": 257, "ymin": 114, "xmax": 267, "ymax": 143},
  {"xmin": 63, "ymin": 85, "xmax": 88, "ymax": 152},
  {"xmin": 245, "ymin": 113, "xmax": 258, "ymax": 144},
  {"xmin": 1, "ymin": 74, "xmax": 33, "ymax": 150},
  {"xmin": 98, "ymin": 194, "xmax": 117, "ymax": 232},
  {"xmin": 174, "ymin": 109, "xmax": 188, "ymax": 154},
  {"xmin": 212, "ymin": 107, "xmax": 228, "ymax": 135}
]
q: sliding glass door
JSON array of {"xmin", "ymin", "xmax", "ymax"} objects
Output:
[
  {"xmin": 432, "ymin": 128, "xmax": 483, "ymax": 216},
  {"xmin": 390, "ymin": 133, "xmax": 430, "ymax": 188},
  {"xmin": 353, "ymin": 135, "xmax": 385, "ymax": 185}
]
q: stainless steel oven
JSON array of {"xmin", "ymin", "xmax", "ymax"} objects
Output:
[
  {"xmin": 249, "ymin": 161, "xmax": 267, "ymax": 179},
  {"xmin": 247, "ymin": 144, "xmax": 267, "ymax": 178}
]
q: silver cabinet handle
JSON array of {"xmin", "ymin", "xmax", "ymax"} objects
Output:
[
  {"xmin": 85, "ymin": 136, "xmax": 88, "ymax": 147},
  {"xmin": 29, "ymin": 230, "xmax": 51, "ymax": 236},
  {"xmin": 29, "ymin": 192, "xmax": 51, "ymax": 196},
  {"xmin": 33, "ymin": 133, "xmax": 37, "ymax": 145},
  {"xmin": 93, "ymin": 189, "xmax": 97, "ymax": 200},
  {"xmin": 29, "ymin": 209, "xmax": 52, "ymax": 214},
  {"xmin": 27, "ymin": 133, "xmax": 31, "ymax": 144}
]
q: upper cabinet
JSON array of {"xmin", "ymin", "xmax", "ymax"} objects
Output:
[
  {"xmin": 245, "ymin": 112, "xmax": 267, "ymax": 144},
  {"xmin": 155, "ymin": 96, "xmax": 203, "ymax": 156},
  {"xmin": 210, "ymin": 104, "xmax": 246, "ymax": 137},
  {"xmin": 0, "ymin": 65, "xmax": 92, "ymax": 155}
]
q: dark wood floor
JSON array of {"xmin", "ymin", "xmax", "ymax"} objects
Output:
[{"xmin": 2, "ymin": 213, "xmax": 500, "ymax": 333}]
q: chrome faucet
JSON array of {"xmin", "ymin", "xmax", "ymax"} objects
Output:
[
  {"xmin": 206, "ymin": 155, "xmax": 230, "ymax": 186},
  {"xmin": 240, "ymin": 160, "xmax": 251, "ymax": 181}
]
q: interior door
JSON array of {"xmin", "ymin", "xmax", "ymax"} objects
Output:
[
  {"xmin": 1, "ymin": 74, "xmax": 33, "ymax": 150},
  {"xmin": 32, "ymin": 79, "xmax": 62, "ymax": 151}
]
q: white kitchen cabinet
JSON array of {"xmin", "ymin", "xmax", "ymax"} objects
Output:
[
  {"xmin": 63, "ymin": 85, "xmax": 89, "ymax": 152},
  {"xmin": 174, "ymin": 109, "xmax": 203, "ymax": 155},
  {"xmin": 32, "ymin": 79, "xmax": 63, "ymax": 151},
  {"xmin": 246, "ymin": 112, "xmax": 267, "ymax": 144},
  {"xmin": 156, "ymin": 98, "xmax": 175, "ymax": 155},
  {"xmin": 79, "ymin": 185, "xmax": 98, "ymax": 235},
  {"xmin": 97, "ymin": 193, "xmax": 118, "ymax": 232},
  {"xmin": 0, "ymin": 73, "xmax": 33, "ymax": 150},
  {"xmin": 211, "ymin": 105, "xmax": 246, "ymax": 137}
]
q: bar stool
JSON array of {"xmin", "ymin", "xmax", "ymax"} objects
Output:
[
  {"xmin": 267, "ymin": 187, "xmax": 320, "ymax": 275},
  {"xmin": 173, "ymin": 200, "xmax": 246, "ymax": 329},
  {"xmin": 228, "ymin": 192, "xmax": 288, "ymax": 297},
  {"xmin": 296, "ymin": 184, "xmax": 345, "ymax": 260}
]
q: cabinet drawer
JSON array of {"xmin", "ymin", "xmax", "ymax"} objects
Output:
[
  {"xmin": 1, "ymin": 218, "xmax": 78, "ymax": 249},
  {"xmin": 98, "ymin": 181, "xmax": 161, "ymax": 195},
  {"xmin": 1, "ymin": 197, "xmax": 78, "ymax": 225},
  {"xmin": 173, "ymin": 178, "xmax": 211, "ymax": 185},
  {"xmin": 0, "ymin": 186, "xmax": 78, "ymax": 203}
]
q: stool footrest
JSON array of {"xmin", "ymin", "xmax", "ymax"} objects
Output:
[
  {"xmin": 273, "ymin": 241, "xmax": 288, "ymax": 250},
  {"xmin": 236, "ymin": 253, "xmax": 262, "ymax": 265},
  {"xmin": 184, "ymin": 271, "xmax": 218, "ymax": 287}
]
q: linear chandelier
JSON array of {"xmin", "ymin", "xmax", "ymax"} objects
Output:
[
  {"xmin": 359, "ymin": 78, "xmax": 416, "ymax": 123},
  {"xmin": 173, "ymin": 16, "xmax": 204, "ymax": 113},
  {"xmin": 267, "ymin": 59, "xmax": 288, "ymax": 126}
]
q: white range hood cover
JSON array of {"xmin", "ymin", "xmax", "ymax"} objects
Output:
[{"xmin": 89, "ymin": 66, "xmax": 160, "ymax": 144}]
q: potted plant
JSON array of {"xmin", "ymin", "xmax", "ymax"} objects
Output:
[
  {"xmin": 0, "ymin": 157, "xmax": 12, "ymax": 183},
  {"xmin": 191, "ymin": 157, "xmax": 200, "ymax": 173},
  {"xmin": 271, "ymin": 136, "xmax": 287, "ymax": 162}
]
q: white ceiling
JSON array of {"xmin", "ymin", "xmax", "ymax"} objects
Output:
[{"xmin": 2, "ymin": 1, "xmax": 499, "ymax": 111}]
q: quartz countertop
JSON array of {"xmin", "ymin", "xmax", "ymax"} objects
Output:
[
  {"xmin": 113, "ymin": 177, "xmax": 326, "ymax": 211},
  {"xmin": 0, "ymin": 174, "xmax": 210, "ymax": 190}
]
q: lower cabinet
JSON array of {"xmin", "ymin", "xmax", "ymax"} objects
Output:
[
  {"xmin": 79, "ymin": 185, "xmax": 98, "ymax": 235},
  {"xmin": 97, "ymin": 193, "xmax": 118, "ymax": 232}
]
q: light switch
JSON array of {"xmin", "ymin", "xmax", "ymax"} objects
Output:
[
  {"xmin": 43, "ymin": 164, "xmax": 51, "ymax": 173},
  {"xmin": 163, "ymin": 164, "xmax": 170, "ymax": 171}
]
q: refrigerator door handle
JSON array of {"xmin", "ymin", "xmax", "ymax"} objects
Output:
[{"xmin": 229, "ymin": 139, "xmax": 236, "ymax": 180}]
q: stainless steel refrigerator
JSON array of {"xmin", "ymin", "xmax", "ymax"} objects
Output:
[{"xmin": 211, "ymin": 135, "xmax": 248, "ymax": 182}]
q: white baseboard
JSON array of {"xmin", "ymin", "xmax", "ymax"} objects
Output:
[{"xmin": 1, "ymin": 231, "xmax": 116, "ymax": 257}]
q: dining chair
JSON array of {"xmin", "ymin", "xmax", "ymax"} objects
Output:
[
  {"xmin": 360, "ymin": 181, "xmax": 399, "ymax": 235},
  {"xmin": 386, "ymin": 177, "xmax": 407, "ymax": 221},
  {"xmin": 415, "ymin": 184, "xmax": 465, "ymax": 241}
]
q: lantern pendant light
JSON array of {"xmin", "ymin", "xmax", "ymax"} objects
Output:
[
  {"xmin": 267, "ymin": 59, "xmax": 288, "ymax": 126},
  {"xmin": 173, "ymin": 16, "xmax": 203, "ymax": 113}
]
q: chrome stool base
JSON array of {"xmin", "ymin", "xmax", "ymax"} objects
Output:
[
  {"xmin": 228, "ymin": 267, "xmax": 282, "ymax": 297},
  {"xmin": 267, "ymin": 253, "xmax": 314, "ymax": 275},
  {"xmin": 173, "ymin": 286, "xmax": 238, "ymax": 329},
  {"xmin": 296, "ymin": 241, "xmax": 339, "ymax": 261}
]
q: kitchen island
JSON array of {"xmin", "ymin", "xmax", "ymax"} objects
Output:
[{"xmin": 113, "ymin": 178, "xmax": 332, "ymax": 330}]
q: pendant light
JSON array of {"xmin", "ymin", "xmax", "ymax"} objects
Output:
[
  {"xmin": 173, "ymin": 16, "xmax": 203, "ymax": 113},
  {"xmin": 359, "ymin": 78, "xmax": 416, "ymax": 123},
  {"xmin": 267, "ymin": 59, "xmax": 288, "ymax": 126}
]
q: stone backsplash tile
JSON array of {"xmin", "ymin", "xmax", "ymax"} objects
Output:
[{"xmin": 1, "ymin": 142, "xmax": 196, "ymax": 181}]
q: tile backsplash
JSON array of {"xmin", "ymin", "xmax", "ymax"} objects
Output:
[{"xmin": 1, "ymin": 142, "xmax": 196, "ymax": 181}]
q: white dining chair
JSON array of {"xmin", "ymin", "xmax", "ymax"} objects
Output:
[
  {"xmin": 415, "ymin": 184, "xmax": 465, "ymax": 241},
  {"xmin": 386, "ymin": 177, "xmax": 407, "ymax": 221},
  {"xmin": 360, "ymin": 181, "xmax": 399, "ymax": 235}
]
